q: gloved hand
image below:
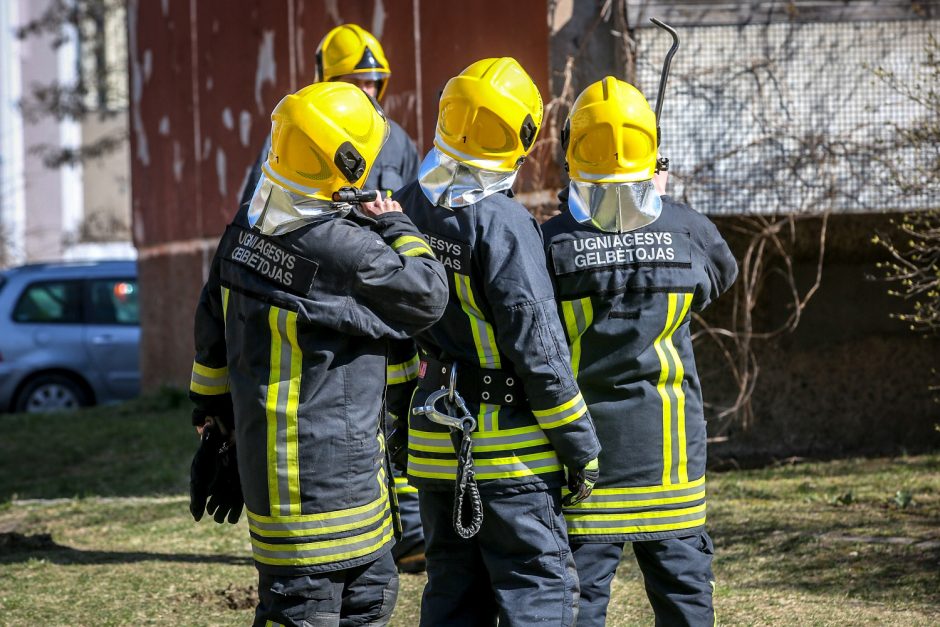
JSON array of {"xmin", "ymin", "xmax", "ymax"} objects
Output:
[
  {"xmin": 190, "ymin": 419, "xmax": 243, "ymax": 524},
  {"xmin": 205, "ymin": 440, "xmax": 243, "ymax": 524},
  {"xmin": 386, "ymin": 414, "xmax": 408, "ymax": 473},
  {"xmin": 562, "ymin": 457, "xmax": 599, "ymax": 507}
]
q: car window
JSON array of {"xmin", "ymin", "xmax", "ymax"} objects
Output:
[
  {"xmin": 87, "ymin": 278, "xmax": 139, "ymax": 325},
  {"xmin": 12, "ymin": 280, "xmax": 83, "ymax": 324}
]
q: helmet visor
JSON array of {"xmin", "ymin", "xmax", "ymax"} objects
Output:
[
  {"xmin": 568, "ymin": 179, "xmax": 662, "ymax": 233},
  {"xmin": 418, "ymin": 147, "xmax": 519, "ymax": 209}
]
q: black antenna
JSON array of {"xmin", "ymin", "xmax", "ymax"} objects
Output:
[
  {"xmin": 650, "ymin": 18, "xmax": 679, "ymax": 170},
  {"xmin": 650, "ymin": 18, "xmax": 679, "ymax": 126}
]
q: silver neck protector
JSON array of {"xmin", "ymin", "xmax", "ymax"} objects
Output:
[
  {"xmin": 418, "ymin": 147, "xmax": 519, "ymax": 209},
  {"xmin": 568, "ymin": 179, "xmax": 662, "ymax": 233},
  {"xmin": 247, "ymin": 174, "xmax": 350, "ymax": 235}
]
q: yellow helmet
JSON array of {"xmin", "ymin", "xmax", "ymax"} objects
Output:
[
  {"xmin": 434, "ymin": 57, "xmax": 543, "ymax": 172},
  {"xmin": 563, "ymin": 76, "xmax": 658, "ymax": 184},
  {"xmin": 262, "ymin": 81, "xmax": 389, "ymax": 201},
  {"xmin": 316, "ymin": 24, "xmax": 391, "ymax": 101}
]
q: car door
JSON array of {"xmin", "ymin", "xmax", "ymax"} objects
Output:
[
  {"xmin": 83, "ymin": 277, "xmax": 141, "ymax": 401},
  {"xmin": 8, "ymin": 278, "xmax": 89, "ymax": 373}
]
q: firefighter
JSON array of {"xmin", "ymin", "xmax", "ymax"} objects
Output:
[
  {"xmin": 541, "ymin": 77, "xmax": 739, "ymax": 626},
  {"xmin": 238, "ymin": 22, "xmax": 427, "ymax": 573},
  {"xmin": 240, "ymin": 23, "xmax": 420, "ymax": 206},
  {"xmin": 391, "ymin": 57, "xmax": 601, "ymax": 626},
  {"xmin": 189, "ymin": 82, "xmax": 448, "ymax": 626}
]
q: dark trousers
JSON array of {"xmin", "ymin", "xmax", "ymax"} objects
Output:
[
  {"xmin": 390, "ymin": 470, "xmax": 424, "ymax": 561},
  {"xmin": 572, "ymin": 531, "xmax": 715, "ymax": 627},
  {"xmin": 253, "ymin": 551, "xmax": 399, "ymax": 627},
  {"xmin": 419, "ymin": 488, "xmax": 580, "ymax": 627}
]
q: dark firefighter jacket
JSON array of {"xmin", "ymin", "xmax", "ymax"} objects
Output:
[
  {"xmin": 394, "ymin": 182, "xmax": 601, "ymax": 495},
  {"xmin": 190, "ymin": 203, "xmax": 447, "ymax": 576},
  {"xmin": 541, "ymin": 193, "xmax": 738, "ymax": 542},
  {"xmin": 239, "ymin": 120, "xmax": 420, "ymax": 210}
]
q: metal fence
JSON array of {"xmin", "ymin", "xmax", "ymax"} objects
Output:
[{"xmin": 634, "ymin": 19, "xmax": 937, "ymax": 215}]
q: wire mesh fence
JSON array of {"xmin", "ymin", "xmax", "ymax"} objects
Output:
[{"xmin": 634, "ymin": 18, "xmax": 937, "ymax": 215}]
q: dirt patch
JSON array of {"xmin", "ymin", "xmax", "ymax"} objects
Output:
[{"xmin": 192, "ymin": 583, "xmax": 257, "ymax": 611}]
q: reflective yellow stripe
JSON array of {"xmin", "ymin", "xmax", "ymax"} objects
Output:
[
  {"xmin": 654, "ymin": 295, "xmax": 684, "ymax": 485},
  {"xmin": 284, "ymin": 310, "xmax": 302, "ymax": 516},
  {"xmin": 454, "ymin": 273, "xmax": 501, "ymax": 369},
  {"xmin": 667, "ymin": 294, "xmax": 693, "ymax": 483},
  {"xmin": 590, "ymin": 475, "xmax": 705, "ymax": 495},
  {"xmin": 190, "ymin": 361, "xmax": 229, "ymax": 395},
  {"xmin": 387, "ymin": 353, "xmax": 420, "ymax": 385},
  {"xmin": 220, "ymin": 286, "xmax": 230, "ymax": 321},
  {"xmin": 409, "ymin": 424, "xmax": 550, "ymax": 453},
  {"xmin": 394, "ymin": 476, "xmax": 418, "ymax": 494},
  {"xmin": 532, "ymin": 391, "xmax": 587, "ymax": 429},
  {"xmin": 408, "ymin": 450, "xmax": 561, "ymax": 480},
  {"xmin": 266, "ymin": 308, "xmax": 282, "ymax": 512},
  {"xmin": 250, "ymin": 501, "xmax": 390, "ymax": 538},
  {"xmin": 566, "ymin": 516, "xmax": 707, "ymax": 536},
  {"xmin": 391, "ymin": 235, "xmax": 435, "ymax": 258},
  {"xmin": 561, "ymin": 297, "xmax": 593, "ymax": 378},
  {"xmin": 574, "ymin": 490, "xmax": 706, "ymax": 509},
  {"xmin": 251, "ymin": 516, "xmax": 394, "ymax": 567}
]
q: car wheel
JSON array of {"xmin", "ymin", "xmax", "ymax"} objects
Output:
[{"xmin": 15, "ymin": 374, "xmax": 90, "ymax": 414}]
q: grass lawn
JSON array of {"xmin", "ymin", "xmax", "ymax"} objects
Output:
[{"xmin": 0, "ymin": 393, "xmax": 937, "ymax": 625}]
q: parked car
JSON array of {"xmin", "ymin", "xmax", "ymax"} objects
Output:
[{"xmin": 0, "ymin": 260, "xmax": 140, "ymax": 413}]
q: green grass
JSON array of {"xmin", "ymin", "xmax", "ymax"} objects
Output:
[{"xmin": 0, "ymin": 396, "xmax": 938, "ymax": 625}]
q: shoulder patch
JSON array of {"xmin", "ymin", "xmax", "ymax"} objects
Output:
[
  {"xmin": 424, "ymin": 231, "xmax": 472, "ymax": 275},
  {"xmin": 218, "ymin": 224, "xmax": 318, "ymax": 295},
  {"xmin": 551, "ymin": 231, "xmax": 692, "ymax": 275}
]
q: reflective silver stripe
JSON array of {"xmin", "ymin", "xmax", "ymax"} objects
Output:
[
  {"xmin": 454, "ymin": 274, "xmax": 501, "ymax": 369},
  {"xmin": 479, "ymin": 403, "xmax": 497, "ymax": 432},
  {"xmin": 190, "ymin": 370, "xmax": 227, "ymax": 389},
  {"xmin": 249, "ymin": 497, "xmax": 387, "ymax": 535},
  {"xmin": 396, "ymin": 240, "xmax": 433, "ymax": 257},
  {"xmin": 566, "ymin": 505, "xmax": 707, "ymax": 533},
  {"xmin": 570, "ymin": 298, "xmax": 588, "ymax": 336},
  {"xmin": 274, "ymin": 308, "xmax": 293, "ymax": 516},
  {"xmin": 408, "ymin": 452, "xmax": 561, "ymax": 480},
  {"xmin": 251, "ymin": 514, "xmax": 393, "ymax": 565},
  {"xmin": 533, "ymin": 395, "xmax": 587, "ymax": 429},
  {"xmin": 409, "ymin": 429, "xmax": 550, "ymax": 453},
  {"xmin": 387, "ymin": 354, "xmax": 420, "ymax": 384},
  {"xmin": 584, "ymin": 483, "xmax": 705, "ymax": 504}
]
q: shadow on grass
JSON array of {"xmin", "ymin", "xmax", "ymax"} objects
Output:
[{"xmin": 0, "ymin": 532, "xmax": 252, "ymax": 567}]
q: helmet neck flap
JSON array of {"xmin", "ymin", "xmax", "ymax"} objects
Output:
[
  {"xmin": 418, "ymin": 147, "xmax": 519, "ymax": 209},
  {"xmin": 247, "ymin": 172, "xmax": 350, "ymax": 236},
  {"xmin": 567, "ymin": 179, "xmax": 662, "ymax": 233}
]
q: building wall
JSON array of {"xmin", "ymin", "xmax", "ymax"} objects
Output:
[{"xmin": 129, "ymin": 0, "xmax": 551, "ymax": 389}]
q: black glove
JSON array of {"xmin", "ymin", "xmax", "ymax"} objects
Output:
[
  {"xmin": 205, "ymin": 440, "xmax": 243, "ymax": 524},
  {"xmin": 190, "ymin": 421, "xmax": 243, "ymax": 524},
  {"xmin": 562, "ymin": 458, "xmax": 599, "ymax": 507},
  {"xmin": 386, "ymin": 414, "xmax": 408, "ymax": 474}
]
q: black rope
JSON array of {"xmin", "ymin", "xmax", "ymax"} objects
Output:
[{"xmin": 452, "ymin": 419, "xmax": 483, "ymax": 539}]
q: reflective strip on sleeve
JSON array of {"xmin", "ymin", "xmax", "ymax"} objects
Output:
[
  {"xmin": 653, "ymin": 293, "xmax": 693, "ymax": 486},
  {"xmin": 265, "ymin": 306, "xmax": 303, "ymax": 517},
  {"xmin": 407, "ymin": 450, "xmax": 561, "ymax": 481},
  {"xmin": 387, "ymin": 353, "xmax": 420, "ymax": 385},
  {"xmin": 391, "ymin": 235, "xmax": 435, "ymax": 259},
  {"xmin": 453, "ymin": 273, "xmax": 501, "ymax": 369},
  {"xmin": 190, "ymin": 361, "xmax": 229, "ymax": 395},
  {"xmin": 561, "ymin": 297, "xmax": 594, "ymax": 378},
  {"xmin": 394, "ymin": 476, "xmax": 418, "ymax": 495},
  {"xmin": 531, "ymin": 392, "xmax": 588, "ymax": 429}
]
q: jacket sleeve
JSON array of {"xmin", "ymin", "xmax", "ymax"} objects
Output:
[
  {"xmin": 386, "ymin": 339, "xmax": 420, "ymax": 421},
  {"xmin": 352, "ymin": 212, "xmax": 449, "ymax": 338},
  {"xmin": 697, "ymin": 217, "xmax": 739, "ymax": 311},
  {"xmin": 190, "ymin": 253, "xmax": 234, "ymax": 429},
  {"xmin": 479, "ymin": 211, "xmax": 601, "ymax": 469}
]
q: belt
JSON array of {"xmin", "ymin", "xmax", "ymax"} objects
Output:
[{"xmin": 417, "ymin": 356, "xmax": 526, "ymax": 407}]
